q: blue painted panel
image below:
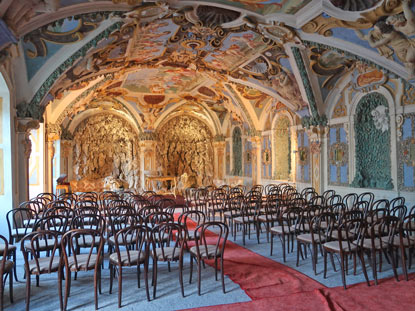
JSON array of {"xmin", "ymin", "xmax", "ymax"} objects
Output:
[
  {"xmin": 297, "ymin": 132, "xmax": 302, "ymax": 147},
  {"xmin": 330, "ymin": 128, "xmax": 337, "ymax": 145},
  {"xmin": 404, "ymin": 163, "xmax": 414, "ymax": 187},
  {"xmin": 330, "ymin": 165, "xmax": 337, "ymax": 183},
  {"xmin": 304, "ymin": 164, "xmax": 310, "ymax": 182},
  {"xmin": 297, "ymin": 165, "xmax": 302, "ymax": 180},
  {"xmin": 340, "ymin": 165, "xmax": 348, "ymax": 184},
  {"xmin": 268, "ymin": 165, "xmax": 272, "ymax": 177},
  {"xmin": 304, "ymin": 133, "xmax": 309, "ymax": 147},
  {"xmin": 340, "ymin": 127, "xmax": 347, "ymax": 143},
  {"xmin": 403, "ymin": 117, "xmax": 412, "ymax": 140}
]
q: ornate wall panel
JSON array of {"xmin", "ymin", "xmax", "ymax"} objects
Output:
[
  {"xmin": 244, "ymin": 138, "xmax": 252, "ymax": 177},
  {"xmin": 157, "ymin": 115, "xmax": 213, "ymax": 187},
  {"xmin": 274, "ymin": 116, "xmax": 291, "ymax": 180},
  {"xmin": 328, "ymin": 124, "xmax": 349, "ymax": 186},
  {"xmin": 232, "ymin": 127, "xmax": 242, "ymax": 176},
  {"xmin": 72, "ymin": 114, "xmax": 140, "ymax": 189},
  {"xmin": 398, "ymin": 113, "xmax": 415, "ymax": 191},
  {"xmin": 351, "ymin": 92, "xmax": 393, "ymax": 189},
  {"xmin": 262, "ymin": 135, "xmax": 272, "ymax": 179},
  {"xmin": 296, "ymin": 130, "xmax": 310, "ymax": 183}
]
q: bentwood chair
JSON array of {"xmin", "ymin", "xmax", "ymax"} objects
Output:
[
  {"xmin": 60, "ymin": 229, "xmax": 105, "ymax": 311},
  {"xmin": 150, "ymin": 223, "xmax": 187, "ymax": 299},
  {"xmin": 109, "ymin": 225, "xmax": 151, "ymax": 307},
  {"xmin": 0, "ymin": 235, "xmax": 13, "ymax": 311},
  {"xmin": 322, "ymin": 217, "xmax": 370, "ymax": 289},
  {"xmin": 189, "ymin": 221, "xmax": 229, "ymax": 295},
  {"xmin": 21, "ymin": 231, "xmax": 62, "ymax": 311}
]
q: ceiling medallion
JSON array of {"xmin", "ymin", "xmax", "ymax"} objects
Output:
[{"xmin": 181, "ymin": 39, "xmax": 206, "ymax": 50}]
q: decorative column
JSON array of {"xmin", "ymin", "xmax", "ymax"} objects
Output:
[
  {"xmin": 45, "ymin": 123, "xmax": 61, "ymax": 193},
  {"xmin": 60, "ymin": 140, "xmax": 73, "ymax": 178},
  {"xmin": 138, "ymin": 132, "xmax": 158, "ymax": 191},
  {"xmin": 213, "ymin": 135, "xmax": 226, "ymax": 181},
  {"xmin": 15, "ymin": 118, "xmax": 40, "ymax": 203},
  {"xmin": 249, "ymin": 134, "xmax": 262, "ymax": 185},
  {"xmin": 306, "ymin": 125, "xmax": 327, "ymax": 194}
]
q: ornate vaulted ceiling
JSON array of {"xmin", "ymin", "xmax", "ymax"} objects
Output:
[{"xmin": 0, "ymin": 0, "xmax": 414, "ymax": 135}]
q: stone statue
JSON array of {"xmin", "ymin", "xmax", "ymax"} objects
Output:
[{"xmin": 386, "ymin": 0, "xmax": 415, "ymax": 37}]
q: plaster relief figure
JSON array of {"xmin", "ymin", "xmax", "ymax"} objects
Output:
[
  {"xmin": 271, "ymin": 69, "xmax": 303, "ymax": 110},
  {"xmin": 386, "ymin": 0, "xmax": 415, "ymax": 37},
  {"xmin": 356, "ymin": 21, "xmax": 415, "ymax": 76}
]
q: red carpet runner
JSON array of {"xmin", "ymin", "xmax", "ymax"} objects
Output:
[{"xmin": 181, "ymin": 233, "xmax": 415, "ymax": 311}]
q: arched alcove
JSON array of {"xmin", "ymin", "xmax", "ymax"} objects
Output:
[
  {"xmin": 72, "ymin": 113, "xmax": 140, "ymax": 189},
  {"xmin": 273, "ymin": 115, "xmax": 291, "ymax": 180},
  {"xmin": 351, "ymin": 92, "xmax": 393, "ymax": 189},
  {"xmin": 156, "ymin": 115, "xmax": 213, "ymax": 186},
  {"xmin": 232, "ymin": 127, "xmax": 242, "ymax": 176}
]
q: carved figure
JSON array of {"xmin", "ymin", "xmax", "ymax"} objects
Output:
[
  {"xmin": 357, "ymin": 21, "xmax": 415, "ymax": 76},
  {"xmin": 386, "ymin": 0, "xmax": 415, "ymax": 37},
  {"xmin": 271, "ymin": 69, "xmax": 303, "ymax": 110}
]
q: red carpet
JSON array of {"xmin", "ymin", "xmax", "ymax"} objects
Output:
[{"xmin": 180, "ymin": 227, "xmax": 415, "ymax": 311}]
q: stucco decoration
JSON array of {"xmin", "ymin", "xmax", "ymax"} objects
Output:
[
  {"xmin": 351, "ymin": 92, "xmax": 393, "ymax": 189},
  {"xmin": 329, "ymin": 0, "xmax": 381, "ymax": 11},
  {"xmin": 328, "ymin": 125, "xmax": 349, "ymax": 186},
  {"xmin": 157, "ymin": 115, "xmax": 213, "ymax": 187},
  {"xmin": 398, "ymin": 113, "xmax": 415, "ymax": 191},
  {"xmin": 274, "ymin": 115, "xmax": 291, "ymax": 180},
  {"xmin": 371, "ymin": 105, "xmax": 389, "ymax": 132},
  {"xmin": 72, "ymin": 113, "xmax": 140, "ymax": 190},
  {"xmin": 232, "ymin": 127, "xmax": 242, "ymax": 176}
]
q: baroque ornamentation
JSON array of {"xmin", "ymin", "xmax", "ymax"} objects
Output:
[
  {"xmin": 23, "ymin": 12, "xmax": 122, "ymax": 58},
  {"xmin": 232, "ymin": 127, "xmax": 243, "ymax": 176},
  {"xmin": 46, "ymin": 123, "xmax": 61, "ymax": 141},
  {"xmin": 291, "ymin": 47, "xmax": 319, "ymax": 117},
  {"xmin": 29, "ymin": 22, "xmax": 124, "ymax": 110},
  {"xmin": 398, "ymin": 113, "xmax": 415, "ymax": 191},
  {"xmin": 329, "ymin": 0, "xmax": 382, "ymax": 12},
  {"xmin": 274, "ymin": 115, "xmax": 291, "ymax": 180},
  {"xmin": 371, "ymin": 105, "xmax": 389, "ymax": 132}
]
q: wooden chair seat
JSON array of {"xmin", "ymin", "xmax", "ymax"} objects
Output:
[{"xmin": 109, "ymin": 251, "xmax": 146, "ymax": 266}]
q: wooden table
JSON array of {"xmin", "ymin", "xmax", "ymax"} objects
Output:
[{"xmin": 145, "ymin": 175, "xmax": 177, "ymax": 195}]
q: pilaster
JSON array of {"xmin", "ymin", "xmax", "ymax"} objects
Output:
[{"xmin": 15, "ymin": 118, "xmax": 40, "ymax": 203}]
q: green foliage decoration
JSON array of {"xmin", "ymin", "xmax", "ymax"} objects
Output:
[
  {"xmin": 351, "ymin": 92, "xmax": 393, "ymax": 189},
  {"xmin": 232, "ymin": 127, "xmax": 242, "ymax": 176}
]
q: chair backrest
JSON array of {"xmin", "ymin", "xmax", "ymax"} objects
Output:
[
  {"xmin": 337, "ymin": 217, "xmax": 366, "ymax": 251},
  {"xmin": 165, "ymin": 204, "xmax": 188, "ymax": 217},
  {"xmin": 6, "ymin": 207, "xmax": 35, "ymax": 242},
  {"xmin": 389, "ymin": 196, "xmax": 405, "ymax": 210},
  {"xmin": 35, "ymin": 215, "xmax": 69, "ymax": 233},
  {"xmin": 366, "ymin": 215, "xmax": 401, "ymax": 246},
  {"xmin": 78, "ymin": 192, "xmax": 98, "ymax": 202},
  {"xmin": 74, "ymin": 205, "xmax": 101, "ymax": 217},
  {"xmin": 342, "ymin": 193, "xmax": 358, "ymax": 210},
  {"xmin": 112, "ymin": 225, "xmax": 151, "ymax": 265},
  {"xmin": 71, "ymin": 214, "xmax": 106, "ymax": 236},
  {"xmin": 251, "ymin": 184, "xmax": 264, "ymax": 195},
  {"xmin": 58, "ymin": 192, "xmax": 78, "ymax": 206},
  {"xmin": 326, "ymin": 194, "xmax": 342, "ymax": 207},
  {"xmin": 151, "ymin": 223, "xmax": 186, "ymax": 260},
  {"xmin": 36, "ymin": 193, "xmax": 56, "ymax": 204},
  {"xmin": 144, "ymin": 212, "xmax": 174, "ymax": 227},
  {"xmin": 193, "ymin": 222, "xmax": 228, "ymax": 259},
  {"xmin": 178, "ymin": 210, "xmax": 206, "ymax": 233},
  {"xmin": 19, "ymin": 200, "xmax": 46, "ymax": 216},
  {"xmin": 357, "ymin": 192, "xmax": 374, "ymax": 209},
  {"xmin": 110, "ymin": 214, "xmax": 141, "ymax": 236},
  {"xmin": 61, "ymin": 229, "xmax": 104, "ymax": 271},
  {"xmin": 371, "ymin": 199, "xmax": 390, "ymax": 212},
  {"xmin": 310, "ymin": 212, "xmax": 337, "ymax": 242},
  {"xmin": 156, "ymin": 198, "xmax": 176, "ymax": 209},
  {"xmin": 21, "ymin": 230, "xmax": 60, "ymax": 274},
  {"xmin": 137, "ymin": 205, "xmax": 161, "ymax": 218},
  {"xmin": 322, "ymin": 190, "xmax": 336, "ymax": 202},
  {"xmin": 142, "ymin": 190, "xmax": 156, "ymax": 198},
  {"xmin": 43, "ymin": 205, "xmax": 73, "ymax": 219},
  {"xmin": 389, "ymin": 205, "xmax": 407, "ymax": 220}
]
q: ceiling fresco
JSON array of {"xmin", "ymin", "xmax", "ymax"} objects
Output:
[{"xmin": 1, "ymin": 0, "xmax": 415, "ymax": 134}]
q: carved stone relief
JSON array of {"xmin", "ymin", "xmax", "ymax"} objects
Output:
[
  {"xmin": 72, "ymin": 113, "xmax": 140, "ymax": 189},
  {"xmin": 156, "ymin": 115, "xmax": 213, "ymax": 187}
]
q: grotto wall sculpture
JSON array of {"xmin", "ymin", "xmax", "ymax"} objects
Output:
[
  {"xmin": 351, "ymin": 92, "xmax": 393, "ymax": 189},
  {"xmin": 274, "ymin": 115, "xmax": 291, "ymax": 180},
  {"xmin": 232, "ymin": 127, "xmax": 242, "ymax": 176},
  {"xmin": 72, "ymin": 113, "xmax": 140, "ymax": 189},
  {"xmin": 157, "ymin": 115, "xmax": 213, "ymax": 187}
]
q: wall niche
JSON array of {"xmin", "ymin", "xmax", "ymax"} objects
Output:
[
  {"xmin": 157, "ymin": 115, "xmax": 213, "ymax": 187},
  {"xmin": 72, "ymin": 113, "xmax": 140, "ymax": 189}
]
